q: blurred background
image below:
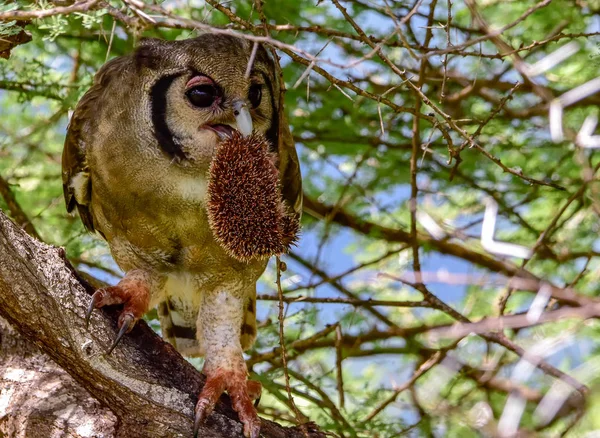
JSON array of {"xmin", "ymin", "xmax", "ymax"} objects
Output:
[{"xmin": 1, "ymin": 0, "xmax": 600, "ymax": 436}]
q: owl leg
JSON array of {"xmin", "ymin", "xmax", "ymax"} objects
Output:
[
  {"xmin": 85, "ymin": 269, "xmax": 151, "ymax": 354},
  {"xmin": 194, "ymin": 290, "xmax": 260, "ymax": 438}
]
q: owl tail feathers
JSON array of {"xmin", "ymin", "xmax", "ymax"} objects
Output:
[{"xmin": 206, "ymin": 132, "xmax": 300, "ymax": 263}]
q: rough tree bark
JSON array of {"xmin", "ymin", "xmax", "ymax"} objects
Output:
[
  {"xmin": 0, "ymin": 316, "xmax": 119, "ymax": 437},
  {"xmin": 0, "ymin": 209, "xmax": 323, "ymax": 438}
]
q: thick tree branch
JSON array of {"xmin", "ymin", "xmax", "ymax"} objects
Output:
[
  {"xmin": 0, "ymin": 317, "xmax": 119, "ymax": 437},
  {"xmin": 0, "ymin": 209, "xmax": 323, "ymax": 438}
]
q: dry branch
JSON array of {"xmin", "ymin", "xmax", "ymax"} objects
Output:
[
  {"xmin": 0, "ymin": 0, "xmax": 101, "ymax": 21},
  {"xmin": 0, "ymin": 209, "xmax": 323, "ymax": 438}
]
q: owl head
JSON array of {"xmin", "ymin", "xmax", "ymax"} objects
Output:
[{"xmin": 91, "ymin": 34, "xmax": 281, "ymax": 163}]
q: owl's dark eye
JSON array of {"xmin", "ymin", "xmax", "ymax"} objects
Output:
[
  {"xmin": 186, "ymin": 85, "xmax": 219, "ymax": 108},
  {"xmin": 248, "ymin": 84, "xmax": 262, "ymax": 108}
]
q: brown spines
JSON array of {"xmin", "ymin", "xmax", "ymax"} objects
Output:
[{"xmin": 207, "ymin": 132, "xmax": 300, "ymax": 262}]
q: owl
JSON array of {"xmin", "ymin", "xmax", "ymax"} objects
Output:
[{"xmin": 62, "ymin": 34, "xmax": 302, "ymax": 438}]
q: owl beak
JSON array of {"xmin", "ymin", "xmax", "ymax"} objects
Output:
[{"xmin": 232, "ymin": 100, "xmax": 253, "ymax": 137}]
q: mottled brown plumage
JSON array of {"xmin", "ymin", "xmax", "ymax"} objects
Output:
[
  {"xmin": 62, "ymin": 34, "xmax": 302, "ymax": 438},
  {"xmin": 207, "ymin": 132, "xmax": 299, "ymax": 262}
]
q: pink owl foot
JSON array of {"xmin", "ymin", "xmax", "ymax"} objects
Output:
[
  {"xmin": 85, "ymin": 269, "xmax": 150, "ymax": 354},
  {"xmin": 194, "ymin": 366, "xmax": 261, "ymax": 438}
]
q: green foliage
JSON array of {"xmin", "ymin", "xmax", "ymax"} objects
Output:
[{"xmin": 2, "ymin": 0, "xmax": 600, "ymax": 437}]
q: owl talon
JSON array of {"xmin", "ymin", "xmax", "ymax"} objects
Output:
[
  {"xmin": 195, "ymin": 369, "xmax": 260, "ymax": 438},
  {"xmin": 107, "ymin": 313, "xmax": 136, "ymax": 355},
  {"xmin": 83, "ymin": 270, "xmax": 150, "ymax": 353},
  {"xmin": 85, "ymin": 289, "xmax": 105, "ymax": 328},
  {"xmin": 245, "ymin": 417, "xmax": 261, "ymax": 438},
  {"xmin": 193, "ymin": 398, "xmax": 212, "ymax": 437},
  {"xmin": 247, "ymin": 380, "xmax": 262, "ymax": 407}
]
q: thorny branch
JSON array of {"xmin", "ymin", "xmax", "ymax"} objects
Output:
[{"xmin": 1, "ymin": 0, "xmax": 600, "ymax": 436}]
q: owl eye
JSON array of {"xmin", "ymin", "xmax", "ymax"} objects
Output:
[
  {"xmin": 248, "ymin": 84, "xmax": 262, "ymax": 108},
  {"xmin": 186, "ymin": 85, "xmax": 219, "ymax": 108}
]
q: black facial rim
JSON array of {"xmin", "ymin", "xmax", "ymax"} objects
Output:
[
  {"xmin": 248, "ymin": 83, "xmax": 262, "ymax": 108},
  {"xmin": 150, "ymin": 73, "xmax": 187, "ymax": 160},
  {"xmin": 257, "ymin": 70, "xmax": 278, "ymax": 154}
]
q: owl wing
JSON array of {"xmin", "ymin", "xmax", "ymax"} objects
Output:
[
  {"xmin": 63, "ymin": 56, "xmax": 130, "ymax": 233},
  {"xmin": 62, "ymin": 89, "xmax": 98, "ymax": 233}
]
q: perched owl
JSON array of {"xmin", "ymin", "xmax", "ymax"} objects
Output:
[{"xmin": 62, "ymin": 34, "xmax": 302, "ymax": 438}]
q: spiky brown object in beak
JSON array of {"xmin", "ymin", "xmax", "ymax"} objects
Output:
[{"xmin": 207, "ymin": 132, "xmax": 299, "ymax": 262}]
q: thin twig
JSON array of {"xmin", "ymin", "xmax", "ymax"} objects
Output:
[{"xmin": 276, "ymin": 257, "xmax": 309, "ymax": 437}]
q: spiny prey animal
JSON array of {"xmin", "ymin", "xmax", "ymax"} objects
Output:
[{"xmin": 62, "ymin": 35, "xmax": 302, "ymax": 438}]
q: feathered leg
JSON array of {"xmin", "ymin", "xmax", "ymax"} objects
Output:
[{"xmin": 194, "ymin": 289, "xmax": 260, "ymax": 438}]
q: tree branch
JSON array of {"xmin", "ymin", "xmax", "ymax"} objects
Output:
[
  {"xmin": 0, "ymin": 209, "xmax": 323, "ymax": 438},
  {"xmin": 0, "ymin": 316, "xmax": 119, "ymax": 437},
  {"xmin": 0, "ymin": 0, "xmax": 101, "ymax": 21}
]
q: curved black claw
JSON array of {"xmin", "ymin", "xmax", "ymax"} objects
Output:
[
  {"xmin": 193, "ymin": 417, "xmax": 200, "ymax": 438},
  {"xmin": 250, "ymin": 425, "xmax": 260, "ymax": 438},
  {"xmin": 85, "ymin": 291, "xmax": 103, "ymax": 328},
  {"xmin": 253, "ymin": 395, "xmax": 261, "ymax": 408},
  {"xmin": 193, "ymin": 400, "xmax": 210, "ymax": 438},
  {"xmin": 244, "ymin": 419, "xmax": 261, "ymax": 438},
  {"xmin": 193, "ymin": 413, "xmax": 203, "ymax": 438},
  {"xmin": 107, "ymin": 313, "xmax": 135, "ymax": 355}
]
